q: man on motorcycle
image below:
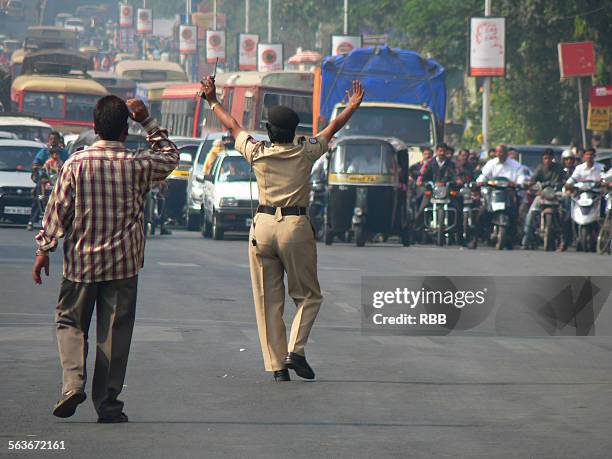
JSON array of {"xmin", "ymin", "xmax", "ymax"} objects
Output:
[
  {"xmin": 565, "ymin": 148, "xmax": 605, "ymax": 186},
  {"xmin": 521, "ymin": 149, "xmax": 563, "ymax": 249},
  {"xmin": 415, "ymin": 143, "xmax": 458, "ymax": 235},
  {"xmin": 469, "ymin": 144, "xmax": 528, "ymax": 249}
]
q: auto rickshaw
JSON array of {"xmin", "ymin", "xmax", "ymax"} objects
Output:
[{"xmin": 312, "ymin": 136, "xmax": 411, "ymax": 247}]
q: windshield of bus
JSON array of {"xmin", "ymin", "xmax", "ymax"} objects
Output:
[
  {"xmin": 217, "ymin": 156, "xmax": 255, "ymax": 183},
  {"xmin": 260, "ymin": 91, "xmax": 312, "ymax": 132},
  {"xmin": 66, "ymin": 94, "xmax": 99, "ymax": 121},
  {"xmin": 23, "ymin": 92, "xmax": 99, "ymax": 122},
  {"xmin": 331, "ymin": 142, "xmax": 395, "ymax": 175},
  {"xmin": 336, "ymin": 106, "xmax": 434, "ymax": 146},
  {"xmin": 0, "ymin": 145, "xmax": 40, "ymax": 171}
]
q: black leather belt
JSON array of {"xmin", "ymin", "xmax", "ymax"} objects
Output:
[{"xmin": 257, "ymin": 205, "xmax": 307, "ymax": 216}]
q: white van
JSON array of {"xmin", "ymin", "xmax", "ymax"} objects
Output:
[{"xmin": 0, "ymin": 116, "xmax": 52, "ymax": 142}]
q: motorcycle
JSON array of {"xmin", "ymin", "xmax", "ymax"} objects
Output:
[
  {"xmin": 570, "ymin": 180, "xmax": 603, "ymax": 253},
  {"xmin": 459, "ymin": 182, "xmax": 480, "ymax": 247},
  {"xmin": 523, "ymin": 182, "xmax": 563, "ymax": 251},
  {"xmin": 596, "ymin": 183, "xmax": 611, "ymax": 255},
  {"xmin": 423, "ymin": 181, "xmax": 459, "ymax": 246},
  {"xmin": 481, "ymin": 177, "xmax": 518, "ymax": 250},
  {"xmin": 144, "ymin": 187, "xmax": 161, "ymax": 237}
]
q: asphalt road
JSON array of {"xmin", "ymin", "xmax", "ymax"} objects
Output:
[{"xmin": 1, "ymin": 227, "xmax": 611, "ymax": 458}]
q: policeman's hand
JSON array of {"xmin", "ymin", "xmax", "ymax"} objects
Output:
[
  {"xmin": 32, "ymin": 255, "xmax": 49, "ymax": 285},
  {"xmin": 346, "ymin": 80, "xmax": 364, "ymax": 110},
  {"xmin": 126, "ymin": 99, "xmax": 150, "ymax": 123},
  {"xmin": 200, "ymin": 76, "xmax": 218, "ymax": 103}
]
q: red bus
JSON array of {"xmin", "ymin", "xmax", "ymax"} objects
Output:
[{"xmin": 160, "ymin": 71, "xmax": 314, "ymax": 138}]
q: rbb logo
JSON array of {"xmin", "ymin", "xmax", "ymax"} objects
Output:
[{"xmin": 419, "ymin": 314, "xmax": 447, "ymax": 325}]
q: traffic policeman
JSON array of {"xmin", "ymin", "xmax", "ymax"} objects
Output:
[{"xmin": 200, "ymin": 76, "xmax": 364, "ymax": 381}]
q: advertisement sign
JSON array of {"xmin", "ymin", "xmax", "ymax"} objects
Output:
[
  {"xmin": 331, "ymin": 35, "xmax": 362, "ymax": 56},
  {"xmin": 119, "ymin": 3, "xmax": 133, "ymax": 28},
  {"xmin": 589, "ymin": 85, "xmax": 612, "ymax": 108},
  {"xmin": 238, "ymin": 33, "xmax": 259, "ymax": 70},
  {"xmin": 558, "ymin": 42, "xmax": 595, "ymax": 78},
  {"xmin": 257, "ymin": 44, "xmax": 283, "ymax": 72},
  {"xmin": 136, "ymin": 8, "xmax": 153, "ymax": 34},
  {"xmin": 206, "ymin": 30, "xmax": 226, "ymax": 63},
  {"xmin": 587, "ymin": 105, "xmax": 611, "ymax": 131},
  {"xmin": 469, "ymin": 17, "xmax": 506, "ymax": 77},
  {"xmin": 179, "ymin": 25, "xmax": 197, "ymax": 54}
]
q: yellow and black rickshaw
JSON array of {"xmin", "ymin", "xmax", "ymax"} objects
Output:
[{"xmin": 312, "ymin": 136, "xmax": 411, "ymax": 247}]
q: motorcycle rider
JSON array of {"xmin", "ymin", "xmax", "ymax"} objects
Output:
[
  {"xmin": 556, "ymin": 150, "xmax": 577, "ymax": 251},
  {"xmin": 521, "ymin": 149, "xmax": 563, "ymax": 249},
  {"xmin": 469, "ymin": 144, "xmax": 528, "ymax": 249},
  {"xmin": 415, "ymin": 143, "xmax": 458, "ymax": 235},
  {"xmin": 565, "ymin": 148, "xmax": 605, "ymax": 187}
]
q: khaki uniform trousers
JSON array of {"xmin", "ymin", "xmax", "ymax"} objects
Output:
[
  {"xmin": 248, "ymin": 212, "xmax": 323, "ymax": 371},
  {"xmin": 55, "ymin": 276, "xmax": 138, "ymax": 418}
]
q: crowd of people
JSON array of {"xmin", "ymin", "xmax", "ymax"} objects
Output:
[{"xmin": 408, "ymin": 142, "xmax": 611, "ymax": 251}]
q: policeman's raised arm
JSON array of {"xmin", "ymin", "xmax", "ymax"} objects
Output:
[
  {"xmin": 200, "ymin": 76, "xmax": 244, "ymax": 140},
  {"xmin": 318, "ymin": 80, "xmax": 364, "ymax": 144}
]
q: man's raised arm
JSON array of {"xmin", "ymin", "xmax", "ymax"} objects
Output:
[
  {"xmin": 200, "ymin": 76, "xmax": 244, "ymax": 140},
  {"xmin": 318, "ymin": 80, "xmax": 364, "ymax": 144}
]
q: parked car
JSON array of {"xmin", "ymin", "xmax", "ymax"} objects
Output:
[
  {"xmin": 0, "ymin": 139, "xmax": 44, "ymax": 224},
  {"xmin": 201, "ymin": 150, "xmax": 259, "ymax": 240}
]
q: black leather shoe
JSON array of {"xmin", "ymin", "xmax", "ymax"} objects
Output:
[
  {"xmin": 52, "ymin": 389, "xmax": 86, "ymax": 418},
  {"xmin": 273, "ymin": 369, "xmax": 290, "ymax": 382},
  {"xmin": 97, "ymin": 412, "xmax": 129, "ymax": 424},
  {"xmin": 283, "ymin": 352, "xmax": 315, "ymax": 380}
]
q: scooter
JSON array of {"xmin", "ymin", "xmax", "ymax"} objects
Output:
[
  {"xmin": 482, "ymin": 177, "xmax": 518, "ymax": 250},
  {"xmin": 460, "ymin": 182, "xmax": 480, "ymax": 247},
  {"xmin": 596, "ymin": 183, "xmax": 611, "ymax": 255},
  {"xmin": 570, "ymin": 180, "xmax": 603, "ymax": 252}
]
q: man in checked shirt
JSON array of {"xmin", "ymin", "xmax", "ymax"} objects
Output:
[{"xmin": 31, "ymin": 95, "xmax": 179, "ymax": 423}]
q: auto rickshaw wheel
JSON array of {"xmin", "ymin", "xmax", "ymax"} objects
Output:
[
  {"xmin": 212, "ymin": 212, "xmax": 224, "ymax": 240},
  {"xmin": 355, "ymin": 226, "xmax": 366, "ymax": 247}
]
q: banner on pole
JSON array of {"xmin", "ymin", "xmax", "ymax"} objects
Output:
[
  {"xmin": 238, "ymin": 33, "xmax": 259, "ymax": 70},
  {"xmin": 257, "ymin": 44, "xmax": 283, "ymax": 72},
  {"xmin": 119, "ymin": 3, "xmax": 133, "ymax": 28},
  {"xmin": 331, "ymin": 35, "xmax": 362, "ymax": 56},
  {"xmin": 206, "ymin": 30, "xmax": 226, "ymax": 63},
  {"xmin": 587, "ymin": 105, "xmax": 611, "ymax": 131},
  {"xmin": 558, "ymin": 42, "xmax": 595, "ymax": 78},
  {"xmin": 469, "ymin": 17, "xmax": 506, "ymax": 77},
  {"xmin": 589, "ymin": 85, "xmax": 612, "ymax": 108},
  {"xmin": 179, "ymin": 25, "xmax": 197, "ymax": 54},
  {"xmin": 136, "ymin": 9, "xmax": 153, "ymax": 34}
]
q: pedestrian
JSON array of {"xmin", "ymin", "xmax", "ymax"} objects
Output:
[
  {"xmin": 31, "ymin": 95, "xmax": 179, "ymax": 422},
  {"xmin": 200, "ymin": 76, "xmax": 364, "ymax": 381}
]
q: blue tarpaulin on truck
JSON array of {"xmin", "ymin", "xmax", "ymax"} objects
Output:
[{"xmin": 319, "ymin": 46, "xmax": 446, "ymax": 126}]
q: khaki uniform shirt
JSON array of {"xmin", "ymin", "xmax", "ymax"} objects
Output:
[{"xmin": 235, "ymin": 131, "xmax": 329, "ymax": 208}]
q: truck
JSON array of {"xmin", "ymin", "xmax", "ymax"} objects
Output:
[{"xmin": 312, "ymin": 45, "xmax": 446, "ymax": 161}]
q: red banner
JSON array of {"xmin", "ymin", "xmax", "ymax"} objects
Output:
[{"xmin": 590, "ymin": 86, "xmax": 612, "ymax": 108}]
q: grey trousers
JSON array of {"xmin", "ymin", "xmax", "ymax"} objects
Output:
[{"xmin": 55, "ymin": 276, "xmax": 138, "ymax": 418}]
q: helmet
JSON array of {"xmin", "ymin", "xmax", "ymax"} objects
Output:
[{"xmin": 561, "ymin": 149, "xmax": 574, "ymax": 159}]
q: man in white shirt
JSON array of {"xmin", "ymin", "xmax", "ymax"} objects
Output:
[
  {"xmin": 476, "ymin": 144, "xmax": 529, "ymax": 186},
  {"xmin": 565, "ymin": 148, "xmax": 606, "ymax": 187}
]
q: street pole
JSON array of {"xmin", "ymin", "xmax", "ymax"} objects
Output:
[
  {"xmin": 245, "ymin": 0, "xmax": 250, "ymax": 33},
  {"xmin": 213, "ymin": 0, "xmax": 217, "ymax": 30},
  {"xmin": 185, "ymin": 0, "xmax": 192, "ymax": 81},
  {"xmin": 343, "ymin": 0, "xmax": 348, "ymax": 35},
  {"xmin": 577, "ymin": 77, "xmax": 587, "ymax": 148},
  {"xmin": 142, "ymin": 0, "xmax": 147, "ymax": 60},
  {"xmin": 267, "ymin": 0, "xmax": 272, "ymax": 43},
  {"xmin": 482, "ymin": 0, "xmax": 492, "ymax": 152}
]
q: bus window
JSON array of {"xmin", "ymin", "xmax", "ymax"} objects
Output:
[
  {"xmin": 260, "ymin": 92, "xmax": 312, "ymax": 131},
  {"xmin": 66, "ymin": 94, "xmax": 98, "ymax": 122},
  {"xmin": 23, "ymin": 92, "xmax": 63, "ymax": 118}
]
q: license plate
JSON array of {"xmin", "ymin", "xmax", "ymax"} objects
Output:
[
  {"xmin": 4, "ymin": 206, "xmax": 30, "ymax": 215},
  {"xmin": 246, "ymin": 218, "xmax": 253, "ymax": 227}
]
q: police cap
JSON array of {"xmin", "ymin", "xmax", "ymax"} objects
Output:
[{"xmin": 267, "ymin": 105, "xmax": 300, "ymax": 130}]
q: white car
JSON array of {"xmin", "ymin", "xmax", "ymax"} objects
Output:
[
  {"xmin": 0, "ymin": 116, "xmax": 52, "ymax": 142},
  {"xmin": 0, "ymin": 139, "xmax": 45, "ymax": 224},
  {"xmin": 201, "ymin": 150, "xmax": 258, "ymax": 240}
]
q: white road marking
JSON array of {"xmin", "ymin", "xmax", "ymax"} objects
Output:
[{"xmin": 335, "ymin": 302, "xmax": 358, "ymax": 313}]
